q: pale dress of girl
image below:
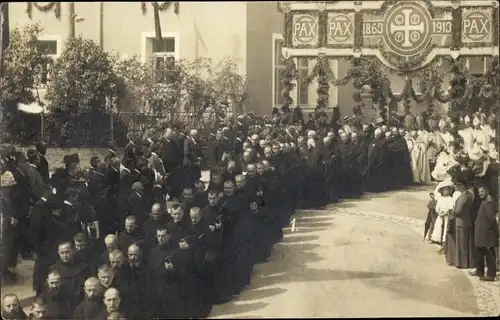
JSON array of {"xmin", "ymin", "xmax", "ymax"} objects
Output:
[{"xmin": 430, "ymin": 181, "xmax": 454, "ymax": 243}]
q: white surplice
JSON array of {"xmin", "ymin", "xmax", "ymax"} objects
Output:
[
  {"xmin": 439, "ymin": 131, "xmax": 455, "ymax": 153},
  {"xmin": 458, "ymin": 126, "xmax": 474, "ymax": 154},
  {"xmin": 473, "ymin": 128, "xmax": 489, "ymax": 152}
]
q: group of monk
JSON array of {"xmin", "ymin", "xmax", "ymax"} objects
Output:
[{"xmin": 0, "ymin": 106, "xmax": 497, "ymax": 319}]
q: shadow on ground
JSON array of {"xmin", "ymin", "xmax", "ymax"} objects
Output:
[
  {"xmin": 209, "ymin": 302, "xmax": 269, "ymax": 317},
  {"xmin": 280, "ymin": 235, "xmax": 320, "ymax": 243},
  {"xmin": 235, "ymin": 287, "xmax": 288, "ymax": 302}
]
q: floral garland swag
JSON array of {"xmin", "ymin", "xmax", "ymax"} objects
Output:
[
  {"xmin": 280, "ymin": 58, "xmax": 298, "ymax": 108},
  {"xmin": 26, "ymin": 2, "xmax": 61, "ymax": 19},
  {"xmin": 303, "ymin": 54, "xmax": 336, "ymax": 109},
  {"xmin": 141, "ymin": 2, "xmax": 179, "ymax": 15}
]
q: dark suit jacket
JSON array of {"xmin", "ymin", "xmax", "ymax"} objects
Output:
[
  {"xmin": 234, "ymin": 138, "xmax": 244, "ymax": 157},
  {"xmin": 161, "ymin": 139, "xmax": 181, "ymax": 172},
  {"xmin": 183, "ymin": 136, "xmax": 202, "ymax": 165},
  {"xmin": 454, "ymin": 191, "xmax": 473, "ymax": 228},
  {"xmin": 19, "ymin": 162, "xmax": 48, "ymax": 202},
  {"xmin": 126, "ymin": 192, "xmax": 148, "ymax": 223},
  {"xmin": 37, "ymin": 154, "xmax": 50, "ymax": 184},
  {"xmin": 474, "ymin": 197, "xmax": 499, "ymax": 248}
]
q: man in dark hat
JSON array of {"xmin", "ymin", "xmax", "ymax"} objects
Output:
[
  {"xmin": 365, "ymin": 127, "xmax": 389, "ymax": 192},
  {"xmin": 470, "ymin": 185, "xmax": 499, "ymax": 281},
  {"xmin": 22, "ymin": 149, "xmax": 49, "ymax": 201},
  {"xmin": 35, "ymin": 142, "xmax": 50, "ymax": 184},
  {"xmin": 29, "ymin": 191, "xmax": 63, "ymax": 295}
]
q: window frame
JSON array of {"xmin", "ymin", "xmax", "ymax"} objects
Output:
[
  {"xmin": 141, "ymin": 31, "xmax": 180, "ymax": 64},
  {"xmin": 36, "ymin": 35, "xmax": 62, "ymax": 89},
  {"xmin": 296, "ymin": 57, "xmax": 309, "ymax": 106},
  {"xmin": 466, "ymin": 56, "xmax": 488, "ymax": 75},
  {"xmin": 273, "ymin": 33, "xmax": 294, "ymax": 109}
]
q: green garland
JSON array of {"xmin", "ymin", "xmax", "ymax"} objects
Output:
[
  {"xmin": 141, "ymin": 2, "xmax": 179, "ymax": 15},
  {"xmin": 371, "ymin": 0, "xmax": 435, "ymax": 16},
  {"xmin": 280, "ymin": 58, "xmax": 298, "ymax": 106},
  {"xmin": 352, "ymin": 91, "xmax": 365, "ymax": 116},
  {"xmin": 379, "ymin": 43, "xmax": 437, "ymax": 72},
  {"xmin": 303, "ymin": 55, "xmax": 336, "ymax": 108},
  {"xmin": 26, "ymin": 2, "xmax": 61, "ymax": 19}
]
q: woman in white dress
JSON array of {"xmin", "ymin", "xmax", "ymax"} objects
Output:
[{"xmin": 431, "ymin": 179, "xmax": 455, "ymax": 245}]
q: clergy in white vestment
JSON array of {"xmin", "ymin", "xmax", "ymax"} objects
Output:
[
  {"xmin": 428, "ymin": 124, "xmax": 445, "ymax": 173},
  {"xmin": 458, "ymin": 115, "xmax": 474, "ymax": 154},
  {"xmin": 413, "ymin": 130, "xmax": 432, "ymax": 184},
  {"xmin": 438, "ymin": 119, "xmax": 455, "ymax": 153},
  {"xmin": 472, "ymin": 116, "xmax": 489, "ymax": 152},
  {"xmin": 486, "ymin": 115, "xmax": 496, "ymax": 141},
  {"xmin": 417, "ymin": 115, "xmax": 432, "ymax": 184},
  {"xmin": 481, "ymin": 117, "xmax": 494, "ymax": 140},
  {"xmin": 408, "ymin": 131, "xmax": 419, "ymax": 182},
  {"xmin": 432, "ymin": 151, "xmax": 458, "ymax": 181}
]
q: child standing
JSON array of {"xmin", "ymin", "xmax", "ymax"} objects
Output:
[
  {"xmin": 424, "ymin": 192, "xmax": 437, "ymax": 242},
  {"xmin": 431, "ymin": 179, "xmax": 455, "ymax": 246}
]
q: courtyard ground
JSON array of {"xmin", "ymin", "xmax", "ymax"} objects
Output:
[{"xmin": 2, "ymin": 177, "xmax": 499, "ymax": 317}]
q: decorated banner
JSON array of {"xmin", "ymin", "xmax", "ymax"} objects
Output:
[
  {"xmin": 327, "ymin": 12, "xmax": 355, "ymax": 46},
  {"xmin": 291, "ymin": 12, "xmax": 320, "ymax": 48},
  {"xmin": 461, "ymin": 8, "xmax": 493, "ymax": 44},
  {"xmin": 282, "ymin": 0, "xmax": 499, "ymax": 71}
]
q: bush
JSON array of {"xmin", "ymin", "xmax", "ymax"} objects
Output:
[
  {"xmin": 0, "ymin": 24, "xmax": 50, "ymax": 144},
  {"xmin": 44, "ymin": 36, "xmax": 125, "ymax": 146},
  {"xmin": 115, "ymin": 56, "xmax": 248, "ymax": 131}
]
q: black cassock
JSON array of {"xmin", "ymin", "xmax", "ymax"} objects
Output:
[
  {"xmin": 304, "ymin": 141, "xmax": 325, "ymax": 209},
  {"xmin": 49, "ymin": 260, "xmax": 91, "ymax": 310},
  {"xmin": 28, "ymin": 195, "xmax": 62, "ymax": 294},
  {"xmin": 72, "ymin": 297, "xmax": 103, "ymax": 320},
  {"xmin": 118, "ymin": 263, "xmax": 157, "ymax": 319},
  {"xmin": 214, "ymin": 194, "xmax": 246, "ymax": 302},
  {"xmin": 183, "ymin": 136, "xmax": 203, "ymax": 189},
  {"xmin": 365, "ymin": 136, "xmax": 389, "ymax": 192},
  {"xmin": 387, "ymin": 135, "xmax": 413, "ymax": 189}
]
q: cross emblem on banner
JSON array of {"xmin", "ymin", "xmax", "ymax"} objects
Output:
[
  {"xmin": 389, "ymin": 9, "xmax": 425, "ymax": 48},
  {"xmin": 383, "ymin": 2, "xmax": 432, "ymax": 57}
]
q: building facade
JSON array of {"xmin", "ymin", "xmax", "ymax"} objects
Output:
[
  {"xmin": 9, "ymin": 1, "xmax": 284, "ymax": 116},
  {"xmin": 276, "ymin": 1, "xmax": 497, "ymax": 118},
  {"xmin": 9, "ymin": 2, "xmax": 494, "ymax": 118}
]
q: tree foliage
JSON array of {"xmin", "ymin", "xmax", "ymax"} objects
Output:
[
  {"xmin": 45, "ymin": 35, "xmax": 118, "ymax": 112},
  {"xmin": 43, "ymin": 36, "xmax": 123, "ymax": 146},
  {"xmin": 212, "ymin": 57, "xmax": 250, "ymax": 115},
  {"xmin": 115, "ymin": 56, "xmax": 248, "ymax": 131},
  {"xmin": 0, "ymin": 23, "xmax": 50, "ymax": 144},
  {"xmin": 1, "ymin": 25, "xmax": 249, "ymax": 145}
]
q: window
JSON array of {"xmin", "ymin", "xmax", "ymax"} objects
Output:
[
  {"xmin": 273, "ymin": 34, "xmax": 285, "ymax": 108},
  {"xmin": 36, "ymin": 37, "xmax": 61, "ymax": 88},
  {"xmin": 142, "ymin": 32, "xmax": 179, "ymax": 85},
  {"xmin": 141, "ymin": 32, "xmax": 180, "ymax": 64},
  {"xmin": 467, "ymin": 57, "xmax": 487, "ymax": 75},
  {"xmin": 297, "ymin": 58, "xmax": 309, "ymax": 106}
]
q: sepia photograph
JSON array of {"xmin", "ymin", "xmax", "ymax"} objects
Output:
[{"xmin": 0, "ymin": 1, "xmax": 499, "ymax": 319}]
